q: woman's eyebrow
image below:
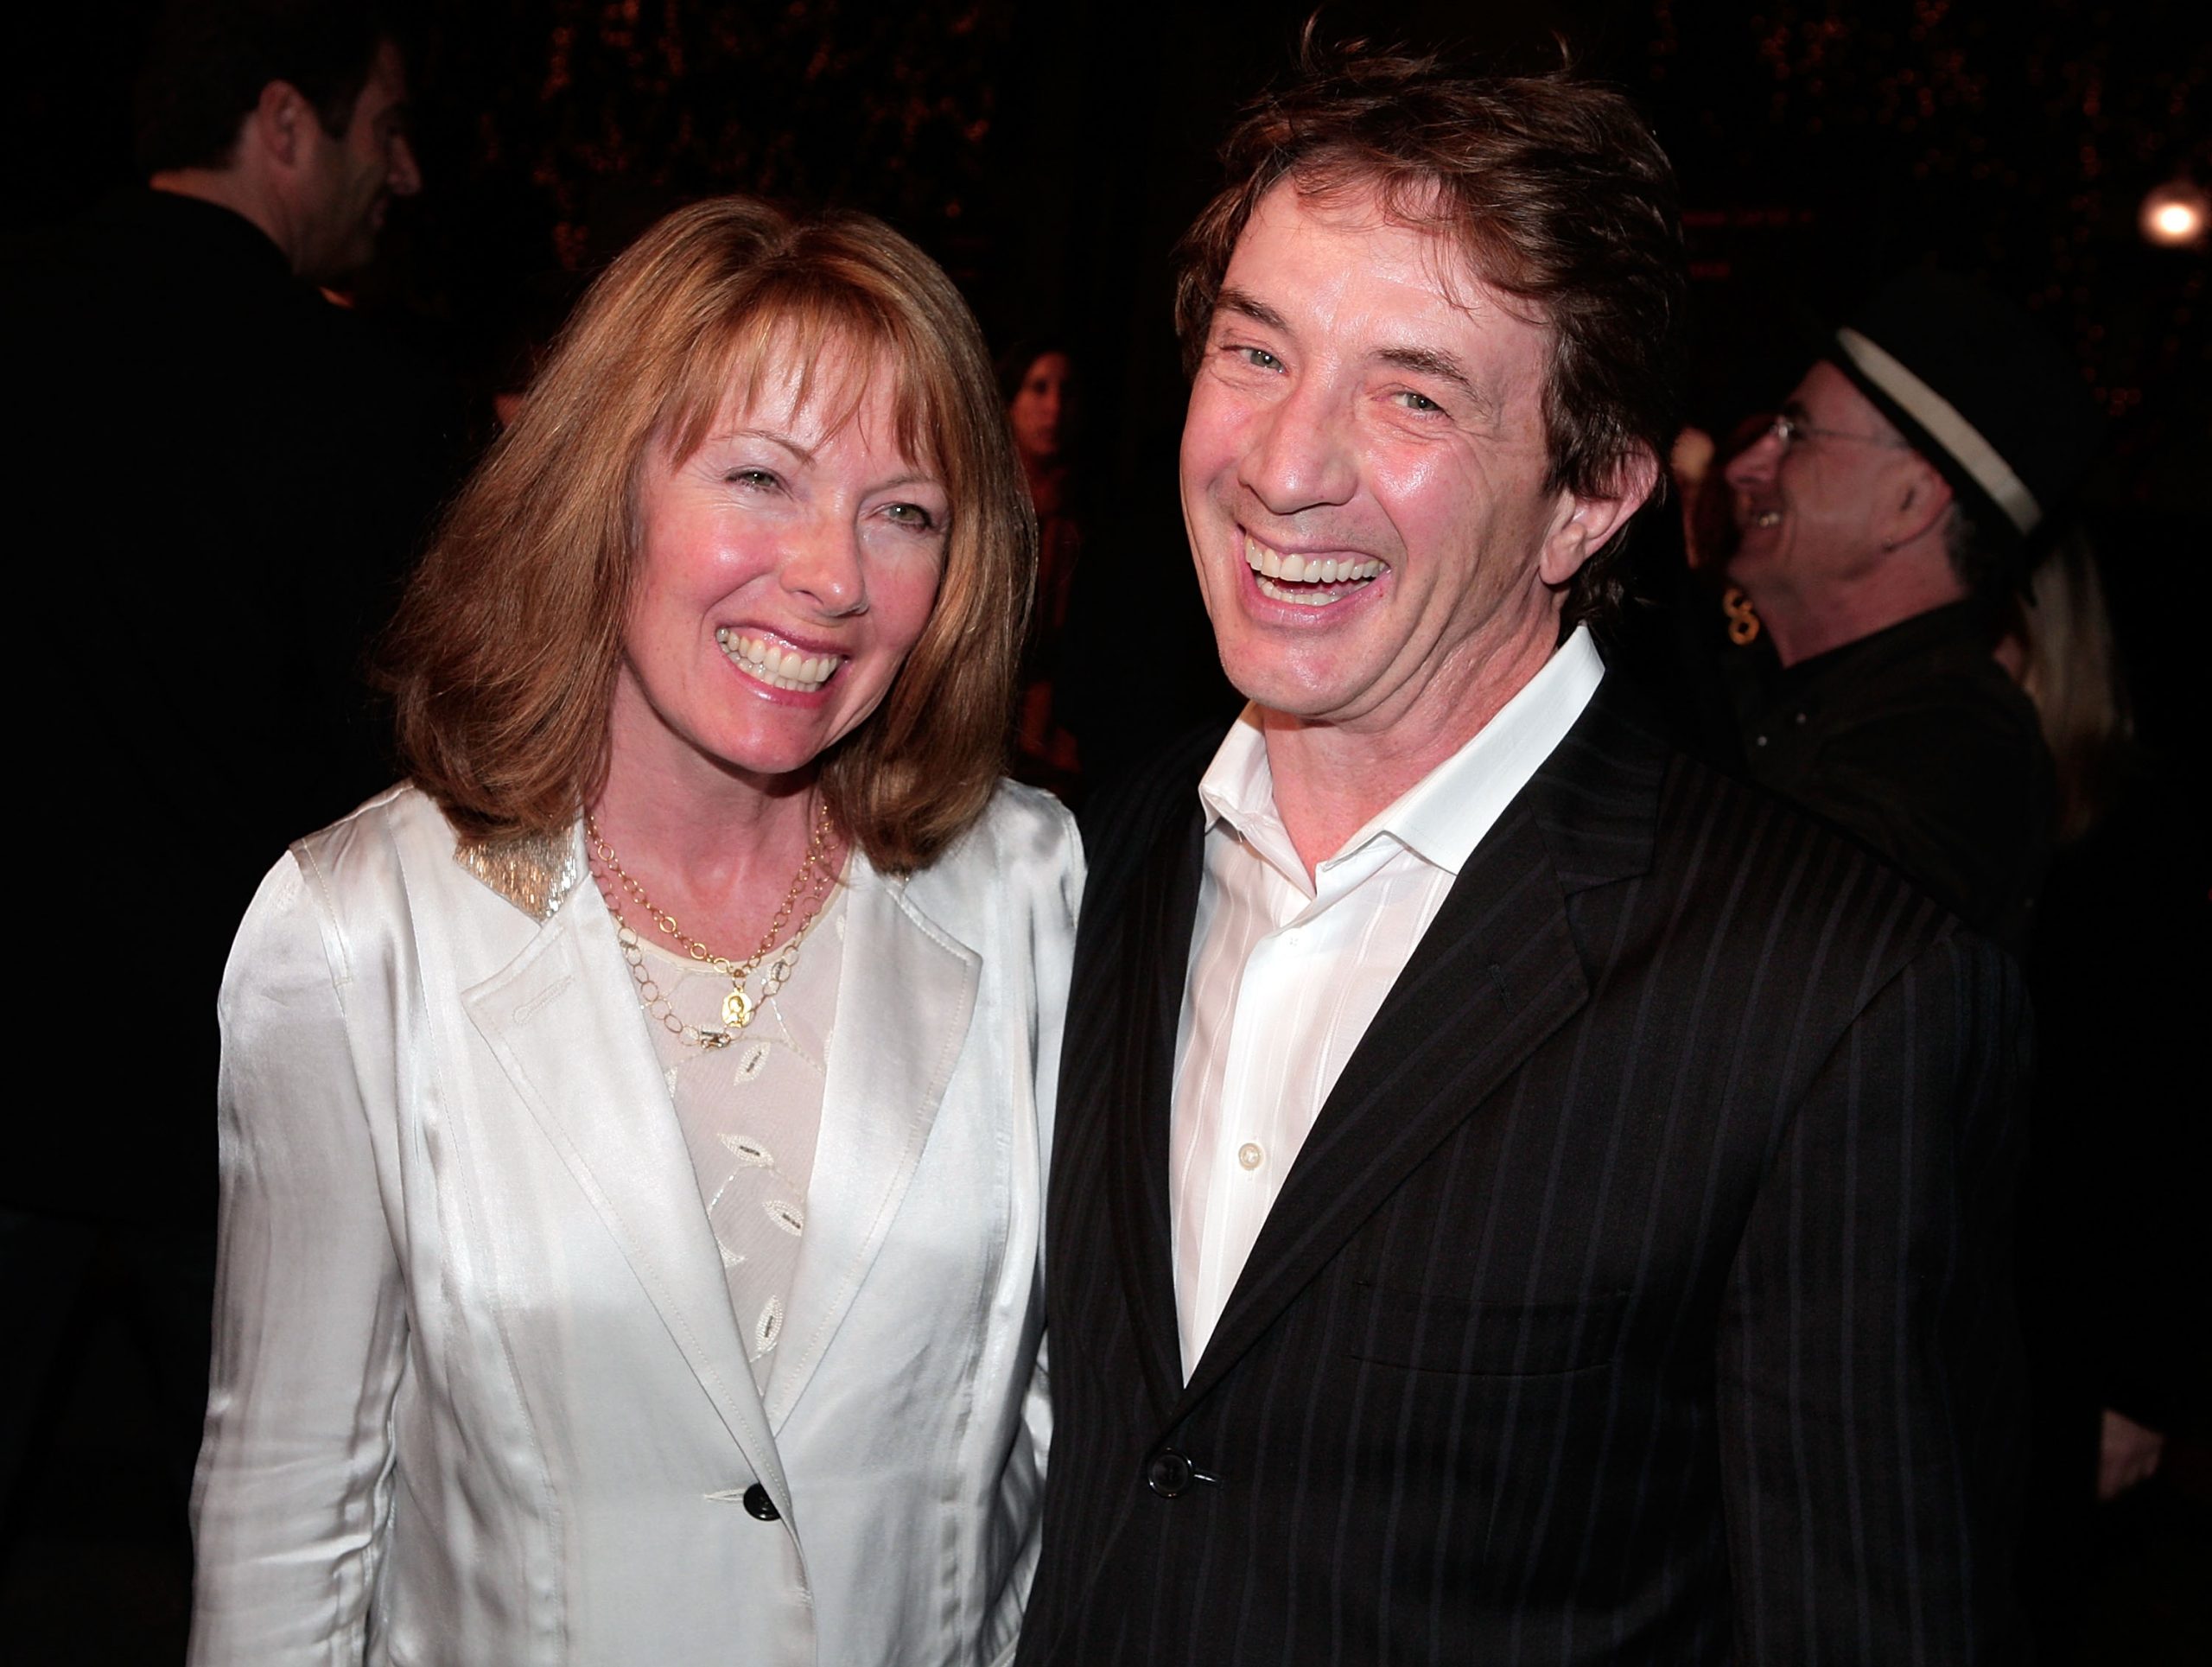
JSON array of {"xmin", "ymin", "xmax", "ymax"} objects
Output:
[{"xmin": 709, "ymin": 427, "xmax": 817, "ymax": 464}]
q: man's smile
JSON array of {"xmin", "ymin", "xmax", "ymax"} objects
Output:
[{"xmin": 1240, "ymin": 530, "xmax": 1385, "ymax": 608}]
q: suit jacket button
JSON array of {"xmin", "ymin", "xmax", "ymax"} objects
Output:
[
  {"xmin": 741, "ymin": 1482, "xmax": 780, "ymax": 1521},
  {"xmin": 1146, "ymin": 1448, "xmax": 1194, "ymax": 1498}
]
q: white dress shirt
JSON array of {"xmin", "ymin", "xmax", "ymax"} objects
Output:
[{"xmin": 1169, "ymin": 627, "xmax": 1605, "ymax": 1374}]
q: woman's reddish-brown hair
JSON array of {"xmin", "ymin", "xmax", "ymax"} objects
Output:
[{"xmin": 382, "ymin": 195, "xmax": 1034, "ymax": 874}]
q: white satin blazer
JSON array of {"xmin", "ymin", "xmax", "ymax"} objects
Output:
[{"xmin": 190, "ymin": 781, "xmax": 1080, "ymax": 1666}]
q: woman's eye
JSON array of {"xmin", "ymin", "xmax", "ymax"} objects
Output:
[
  {"xmin": 728, "ymin": 468, "xmax": 781, "ymax": 491},
  {"xmin": 883, "ymin": 502, "xmax": 938, "ymax": 531}
]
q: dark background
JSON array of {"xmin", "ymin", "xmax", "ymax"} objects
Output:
[
  {"xmin": 16, "ymin": 1, "xmax": 2207, "ymax": 471},
  {"xmin": 4, "ymin": 2, "xmax": 2204, "ymax": 1659},
  {"xmin": 16, "ymin": 0, "xmax": 2205, "ymax": 735}
]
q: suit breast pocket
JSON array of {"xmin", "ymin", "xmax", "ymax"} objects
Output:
[{"xmin": 1348, "ymin": 1284, "xmax": 1629, "ymax": 1377}]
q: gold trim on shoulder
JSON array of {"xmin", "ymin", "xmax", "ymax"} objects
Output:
[{"xmin": 454, "ymin": 826, "xmax": 584, "ymax": 923}]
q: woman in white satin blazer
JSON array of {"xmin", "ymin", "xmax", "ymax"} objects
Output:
[{"xmin": 191, "ymin": 198, "xmax": 1079, "ymax": 1666}]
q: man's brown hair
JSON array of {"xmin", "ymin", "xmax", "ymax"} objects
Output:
[
  {"xmin": 383, "ymin": 195, "xmax": 1033, "ymax": 874},
  {"xmin": 1174, "ymin": 35, "xmax": 1687, "ymax": 631}
]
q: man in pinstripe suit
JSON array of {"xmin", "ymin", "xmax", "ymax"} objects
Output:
[{"xmin": 1017, "ymin": 43, "xmax": 2029, "ymax": 1666}]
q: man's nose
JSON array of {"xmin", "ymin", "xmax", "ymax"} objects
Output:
[
  {"xmin": 388, "ymin": 134, "xmax": 423, "ymax": 198},
  {"xmin": 781, "ymin": 519, "xmax": 869, "ymax": 618},
  {"xmin": 1724, "ymin": 425, "xmax": 1781, "ymax": 491},
  {"xmin": 1241, "ymin": 381, "xmax": 1356, "ymax": 513}
]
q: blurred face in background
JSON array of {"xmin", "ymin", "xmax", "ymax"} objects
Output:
[
  {"xmin": 295, "ymin": 38, "xmax": 421, "ymax": 282},
  {"xmin": 1723, "ymin": 362, "xmax": 1915, "ymax": 606},
  {"xmin": 1007, "ymin": 351, "xmax": 1071, "ymax": 466}
]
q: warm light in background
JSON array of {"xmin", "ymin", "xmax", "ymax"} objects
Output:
[{"xmin": 2139, "ymin": 181, "xmax": 2208, "ymax": 247}]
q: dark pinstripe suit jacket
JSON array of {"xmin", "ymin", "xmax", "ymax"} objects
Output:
[{"xmin": 1019, "ymin": 678, "xmax": 2029, "ymax": 1665}]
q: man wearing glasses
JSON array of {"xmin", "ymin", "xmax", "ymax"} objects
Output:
[{"xmin": 1720, "ymin": 274, "xmax": 2103, "ymax": 951}]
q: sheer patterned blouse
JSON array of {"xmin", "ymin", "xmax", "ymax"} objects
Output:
[{"xmin": 626, "ymin": 884, "xmax": 847, "ymax": 1397}]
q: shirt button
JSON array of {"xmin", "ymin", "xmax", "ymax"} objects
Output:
[
  {"xmin": 741, "ymin": 1482, "xmax": 779, "ymax": 1521},
  {"xmin": 1237, "ymin": 1142, "xmax": 1263, "ymax": 1170}
]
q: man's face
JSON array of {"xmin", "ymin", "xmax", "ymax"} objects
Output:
[
  {"xmin": 1178, "ymin": 181, "xmax": 1596, "ymax": 743},
  {"xmin": 1723, "ymin": 361, "xmax": 1916, "ymax": 604},
  {"xmin": 296, "ymin": 39, "xmax": 420, "ymax": 283}
]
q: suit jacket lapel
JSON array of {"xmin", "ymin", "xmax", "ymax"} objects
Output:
[
  {"xmin": 1177, "ymin": 679, "xmax": 1665, "ymax": 1410},
  {"xmin": 767, "ymin": 862, "xmax": 979, "ymax": 1428},
  {"xmin": 1101, "ymin": 795, "xmax": 1206, "ymax": 1422},
  {"xmin": 461, "ymin": 881, "xmax": 793, "ymax": 1514}
]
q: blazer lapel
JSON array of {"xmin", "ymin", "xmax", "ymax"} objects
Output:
[
  {"xmin": 1178, "ymin": 678, "xmax": 1665, "ymax": 1409},
  {"xmin": 461, "ymin": 875, "xmax": 792, "ymax": 1514},
  {"xmin": 1101, "ymin": 797, "xmax": 1207, "ymax": 1422},
  {"xmin": 766, "ymin": 861, "xmax": 979, "ymax": 1428}
]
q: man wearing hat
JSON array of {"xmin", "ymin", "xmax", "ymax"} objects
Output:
[{"xmin": 1722, "ymin": 273, "xmax": 2102, "ymax": 951}]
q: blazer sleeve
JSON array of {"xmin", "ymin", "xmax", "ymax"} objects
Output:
[
  {"xmin": 190, "ymin": 849, "xmax": 410, "ymax": 1664},
  {"xmin": 1022, "ymin": 811, "xmax": 1083, "ymax": 1483},
  {"xmin": 993, "ymin": 796, "xmax": 1083, "ymax": 1655},
  {"xmin": 1717, "ymin": 928, "xmax": 2031, "ymax": 1663}
]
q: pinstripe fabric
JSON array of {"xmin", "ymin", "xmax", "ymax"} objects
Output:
[{"xmin": 1020, "ymin": 678, "xmax": 2029, "ymax": 1665}]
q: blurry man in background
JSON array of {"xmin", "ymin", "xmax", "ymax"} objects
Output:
[
  {"xmin": 3, "ymin": 0, "xmax": 461, "ymax": 1582},
  {"xmin": 145, "ymin": 5, "xmax": 420, "ymax": 284},
  {"xmin": 1719, "ymin": 274, "xmax": 2103, "ymax": 951}
]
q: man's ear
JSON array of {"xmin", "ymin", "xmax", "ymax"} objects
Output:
[
  {"xmin": 1877, "ymin": 452, "xmax": 1955, "ymax": 551},
  {"xmin": 245, "ymin": 80, "xmax": 315, "ymax": 169},
  {"xmin": 1537, "ymin": 446, "xmax": 1660, "ymax": 588}
]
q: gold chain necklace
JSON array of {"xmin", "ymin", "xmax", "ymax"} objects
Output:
[{"xmin": 585, "ymin": 797, "xmax": 837, "ymax": 1048}]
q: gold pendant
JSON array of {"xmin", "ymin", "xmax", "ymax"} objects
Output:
[{"xmin": 722, "ymin": 986, "xmax": 754, "ymax": 1029}]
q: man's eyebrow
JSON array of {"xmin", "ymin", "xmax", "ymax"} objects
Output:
[
  {"xmin": 1213, "ymin": 288, "xmax": 1290, "ymax": 334},
  {"xmin": 1374, "ymin": 345, "xmax": 1492, "ymax": 414}
]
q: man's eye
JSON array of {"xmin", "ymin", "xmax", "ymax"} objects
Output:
[
  {"xmin": 1395, "ymin": 390, "xmax": 1442, "ymax": 414},
  {"xmin": 1238, "ymin": 347, "xmax": 1286, "ymax": 372}
]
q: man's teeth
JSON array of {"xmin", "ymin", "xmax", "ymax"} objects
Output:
[
  {"xmin": 716, "ymin": 628, "xmax": 841, "ymax": 691},
  {"xmin": 1243, "ymin": 538, "xmax": 1382, "ymax": 605},
  {"xmin": 1752, "ymin": 509, "xmax": 1783, "ymax": 528},
  {"xmin": 1245, "ymin": 544, "xmax": 1383, "ymax": 584}
]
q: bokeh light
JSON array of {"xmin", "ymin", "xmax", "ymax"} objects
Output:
[{"xmin": 2139, "ymin": 181, "xmax": 2209, "ymax": 247}]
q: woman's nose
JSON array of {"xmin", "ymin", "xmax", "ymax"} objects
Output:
[{"xmin": 781, "ymin": 520, "xmax": 869, "ymax": 617}]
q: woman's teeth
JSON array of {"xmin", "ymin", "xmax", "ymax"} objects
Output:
[
  {"xmin": 716, "ymin": 628, "xmax": 841, "ymax": 691},
  {"xmin": 1243, "ymin": 538, "xmax": 1383, "ymax": 606},
  {"xmin": 1752, "ymin": 509, "xmax": 1783, "ymax": 528}
]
